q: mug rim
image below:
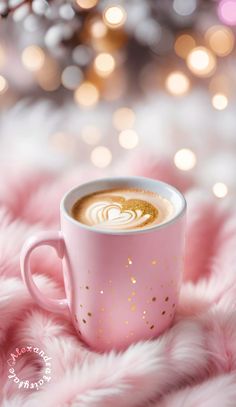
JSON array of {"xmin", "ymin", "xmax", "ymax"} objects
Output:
[{"xmin": 60, "ymin": 176, "xmax": 187, "ymax": 235}]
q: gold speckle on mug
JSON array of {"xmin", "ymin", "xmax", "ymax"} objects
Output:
[
  {"xmin": 85, "ymin": 286, "xmax": 89, "ymax": 290},
  {"xmin": 128, "ymin": 257, "xmax": 133, "ymax": 265},
  {"xmin": 151, "ymin": 260, "xmax": 157, "ymax": 265},
  {"xmin": 124, "ymin": 320, "xmax": 129, "ymax": 325},
  {"xmin": 165, "ymin": 296, "xmax": 169, "ymax": 302},
  {"xmin": 88, "ymin": 312, "xmax": 92, "ymax": 317},
  {"xmin": 152, "ymin": 297, "xmax": 156, "ymax": 302},
  {"xmin": 150, "ymin": 325, "xmax": 154, "ymax": 330},
  {"xmin": 128, "ymin": 297, "xmax": 132, "ymax": 302},
  {"xmin": 100, "ymin": 290, "xmax": 104, "ymax": 294},
  {"xmin": 100, "ymin": 307, "xmax": 105, "ymax": 312},
  {"xmin": 82, "ymin": 319, "xmax": 86, "ymax": 324},
  {"xmin": 162, "ymin": 311, "xmax": 166, "ymax": 315},
  {"xmin": 131, "ymin": 291, "xmax": 136, "ymax": 296},
  {"xmin": 131, "ymin": 304, "xmax": 136, "ymax": 312},
  {"xmin": 130, "ymin": 276, "xmax": 137, "ymax": 284}
]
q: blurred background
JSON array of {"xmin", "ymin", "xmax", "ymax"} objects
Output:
[{"xmin": 0, "ymin": 0, "xmax": 236, "ymax": 199}]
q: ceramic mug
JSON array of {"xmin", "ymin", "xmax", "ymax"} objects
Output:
[{"xmin": 20, "ymin": 176, "xmax": 186, "ymax": 352}]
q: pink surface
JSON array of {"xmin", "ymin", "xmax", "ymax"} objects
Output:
[{"xmin": 1, "ymin": 164, "xmax": 236, "ymax": 405}]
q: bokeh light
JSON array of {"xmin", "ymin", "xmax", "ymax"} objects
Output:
[
  {"xmin": 165, "ymin": 71, "xmax": 190, "ymax": 96},
  {"xmin": 186, "ymin": 46, "xmax": 216, "ymax": 77},
  {"xmin": 90, "ymin": 19, "xmax": 107, "ymax": 38},
  {"xmin": 0, "ymin": 45, "xmax": 6, "ymax": 68},
  {"xmin": 212, "ymin": 93, "xmax": 228, "ymax": 110},
  {"xmin": 174, "ymin": 148, "xmax": 196, "ymax": 171},
  {"xmin": 74, "ymin": 81, "xmax": 99, "ymax": 108},
  {"xmin": 205, "ymin": 25, "xmax": 234, "ymax": 56},
  {"xmin": 118, "ymin": 129, "xmax": 139, "ymax": 149},
  {"xmin": 81, "ymin": 125, "xmax": 101, "ymax": 145},
  {"xmin": 218, "ymin": 0, "xmax": 236, "ymax": 26},
  {"xmin": 94, "ymin": 53, "xmax": 115, "ymax": 77},
  {"xmin": 36, "ymin": 57, "xmax": 61, "ymax": 91},
  {"xmin": 0, "ymin": 75, "xmax": 8, "ymax": 94},
  {"xmin": 112, "ymin": 107, "xmax": 136, "ymax": 130},
  {"xmin": 90, "ymin": 146, "xmax": 112, "ymax": 167},
  {"xmin": 212, "ymin": 182, "xmax": 228, "ymax": 198},
  {"xmin": 174, "ymin": 34, "xmax": 196, "ymax": 59},
  {"xmin": 103, "ymin": 5, "xmax": 127, "ymax": 29},
  {"xmin": 173, "ymin": 0, "xmax": 197, "ymax": 16},
  {"xmin": 76, "ymin": 0, "xmax": 98, "ymax": 10},
  {"xmin": 21, "ymin": 45, "xmax": 45, "ymax": 71},
  {"xmin": 61, "ymin": 66, "xmax": 83, "ymax": 90}
]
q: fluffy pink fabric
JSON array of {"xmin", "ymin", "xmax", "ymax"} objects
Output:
[{"xmin": 1, "ymin": 162, "xmax": 236, "ymax": 406}]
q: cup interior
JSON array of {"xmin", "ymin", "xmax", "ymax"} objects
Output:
[{"xmin": 61, "ymin": 176, "xmax": 186, "ymax": 234}]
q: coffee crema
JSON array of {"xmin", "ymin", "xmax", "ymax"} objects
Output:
[{"xmin": 71, "ymin": 188, "xmax": 173, "ymax": 231}]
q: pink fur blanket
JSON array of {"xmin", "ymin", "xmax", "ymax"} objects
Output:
[{"xmin": 1, "ymin": 163, "xmax": 236, "ymax": 407}]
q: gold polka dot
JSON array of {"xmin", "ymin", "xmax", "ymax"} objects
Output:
[
  {"xmin": 128, "ymin": 257, "xmax": 132, "ymax": 265},
  {"xmin": 128, "ymin": 297, "xmax": 132, "ymax": 302},
  {"xmin": 165, "ymin": 296, "xmax": 169, "ymax": 302},
  {"xmin": 80, "ymin": 304, "xmax": 83, "ymax": 308},
  {"xmin": 100, "ymin": 290, "xmax": 104, "ymax": 294},
  {"xmin": 131, "ymin": 291, "xmax": 136, "ymax": 296},
  {"xmin": 82, "ymin": 319, "xmax": 86, "ymax": 323},
  {"xmin": 150, "ymin": 325, "xmax": 154, "ymax": 329},
  {"xmin": 162, "ymin": 311, "xmax": 166, "ymax": 315},
  {"xmin": 124, "ymin": 320, "xmax": 128, "ymax": 325},
  {"xmin": 151, "ymin": 260, "xmax": 157, "ymax": 265},
  {"xmin": 88, "ymin": 312, "xmax": 92, "ymax": 317},
  {"xmin": 130, "ymin": 304, "xmax": 136, "ymax": 312},
  {"xmin": 143, "ymin": 310, "xmax": 147, "ymax": 314},
  {"xmin": 85, "ymin": 286, "xmax": 89, "ymax": 290},
  {"xmin": 130, "ymin": 276, "xmax": 136, "ymax": 284},
  {"xmin": 152, "ymin": 297, "xmax": 156, "ymax": 302}
]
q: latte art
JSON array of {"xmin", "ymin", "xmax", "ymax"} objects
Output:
[{"xmin": 71, "ymin": 188, "xmax": 173, "ymax": 231}]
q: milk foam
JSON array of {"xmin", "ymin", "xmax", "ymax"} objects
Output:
[{"xmin": 71, "ymin": 188, "xmax": 174, "ymax": 231}]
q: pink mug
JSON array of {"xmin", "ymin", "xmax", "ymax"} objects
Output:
[{"xmin": 20, "ymin": 176, "xmax": 186, "ymax": 352}]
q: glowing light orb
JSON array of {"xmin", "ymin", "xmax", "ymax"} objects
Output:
[
  {"xmin": 74, "ymin": 82, "xmax": 99, "ymax": 108},
  {"xmin": 186, "ymin": 46, "xmax": 216, "ymax": 77},
  {"xmin": 205, "ymin": 25, "xmax": 234, "ymax": 56},
  {"xmin": 103, "ymin": 5, "xmax": 127, "ymax": 29},
  {"xmin": 212, "ymin": 182, "xmax": 228, "ymax": 198},
  {"xmin": 218, "ymin": 0, "xmax": 236, "ymax": 26},
  {"xmin": 212, "ymin": 93, "xmax": 228, "ymax": 110},
  {"xmin": 118, "ymin": 129, "xmax": 139, "ymax": 149},
  {"xmin": 90, "ymin": 146, "xmax": 112, "ymax": 168},
  {"xmin": 21, "ymin": 45, "xmax": 45, "ymax": 71},
  {"xmin": 165, "ymin": 71, "xmax": 190, "ymax": 96},
  {"xmin": 174, "ymin": 34, "xmax": 196, "ymax": 59},
  {"xmin": 174, "ymin": 149, "xmax": 196, "ymax": 171},
  {"xmin": 112, "ymin": 107, "xmax": 135, "ymax": 130},
  {"xmin": 94, "ymin": 53, "xmax": 115, "ymax": 77}
]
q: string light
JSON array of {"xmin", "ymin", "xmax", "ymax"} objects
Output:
[
  {"xmin": 186, "ymin": 46, "xmax": 216, "ymax": 77},
  {"xmin": 74, "ymin": 81, "xmax": 99, "ymax": 108},
  {"xmin": 76, "ymin": 0, "xmax": 98, "ymax": 10},
  {"xmin": 212, "ymin": 93, "xmax": 228, "ymax": 110},
  {"xmin": 218, "ymin": 0, "xmax": 236, "ymax": 26},
  {"xmin": 174, "ymin": 148, "xmax": 196, "ymax": 171},
  {"xmin": 81, "ymin": 125, "xmax": 101, "ymax": 145},
  {"xmin": 112, "ymin": 107, "xmax": 135, "ymax": 130},
  {"xmin": 118, "ymin": 129, "xmax": 139, "ymax": 149},
  {"xmin": 0, "ymin": 75, "xmax": 8, "ymax": 94},
  {"xmin": 212, "ymin": 182, "xmax": 228, "ymax": 198},
  {"xmin": 90, "ymin": 146, "xmax": 112, "ymax": 168},
  {"xmin": 103, "ymin": 5, "xmax": 127, "ymax": 29},
  {"xmin": 174, "ymin": 34, "xmax": 196, "ymax": 59},
  {"xmin": 94, "ymin": 53, "xmax": 115, "ymax": 77},
  {"xmin": 205, "ymin": 25, "xmax": 234, "ymax": 57},
  {"xmin": 21, "ymin": 45, "xmax": 45, "ymax": 71},
  {"xmin": 165, "ymin": 71, "xmax": 190, "ymax": 96}
]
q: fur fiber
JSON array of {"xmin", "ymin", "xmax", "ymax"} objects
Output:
[{"xmin": 0, "ymin": 162, "xmax": 236, "ymax": 407}]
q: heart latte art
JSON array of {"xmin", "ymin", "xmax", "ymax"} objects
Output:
[{"xmin": 71, "ymin": 188, "xmax": 173, "ymax": 231}]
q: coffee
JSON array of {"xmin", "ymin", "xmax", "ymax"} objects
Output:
[{"xmin": 71, "ymin": 188, "xmax": 173, "ymax": 231}]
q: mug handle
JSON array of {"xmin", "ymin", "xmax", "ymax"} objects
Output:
[{"xmin": 20, "ymin": 231, "xmax": 69, "ymax": 313}]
